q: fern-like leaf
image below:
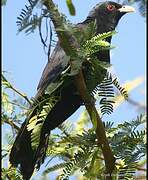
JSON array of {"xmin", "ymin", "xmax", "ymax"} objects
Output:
[
  {"xmin": 27, "ymin": 97, "xmax": 57, "ymax": 150},
  {"xmin": 43, "ymin": 162, "xmax": 67, "ymax": 175},
  {"xmin": 16, "ymin": 0, "xmax": 46, "ymax": 34},
  {"xmin": 60, "ymin": 147, "xmax": 91, "ymax": 180},
  {"xmin": 94, "ymin": 72, "xmax": 115, "ymax": 115},
  {"xmin": 112, "ymin": 77, "xmax": 128, "ymax": 99},
  {"xmin": 83, "ymin": 31, "xmax": 116, "ymax": 56}
]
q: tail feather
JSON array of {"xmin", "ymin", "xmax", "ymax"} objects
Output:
[
  {"xmin": 9, "ymin": 88, "xmax": 82, "ymax": 179},
  {"xmin": 9, "ymin": 122, "xmax": 35, "ymax": 180}
]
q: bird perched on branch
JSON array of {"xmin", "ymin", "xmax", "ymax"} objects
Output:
[{"xmin": 9, "ymin": 1, "xmax": 135, "ymax": 179}]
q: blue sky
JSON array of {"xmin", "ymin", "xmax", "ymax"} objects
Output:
[{"xmin": 2, "ymin": 0, "xmax": 146, "ymax": 179}]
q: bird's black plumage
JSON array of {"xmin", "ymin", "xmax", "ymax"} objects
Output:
[{"xmin": 9, "ymin": 2, "xmax": 135, "ymax": 179}]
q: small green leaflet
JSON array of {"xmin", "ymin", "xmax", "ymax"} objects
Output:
[{"xmin": 66, "ymin": 0, "xmax": 76, "ymax": 16}]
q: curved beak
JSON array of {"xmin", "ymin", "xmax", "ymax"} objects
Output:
[{"xmin": 118, "ymin": 5, "xmax": 135, "ymax": 13}]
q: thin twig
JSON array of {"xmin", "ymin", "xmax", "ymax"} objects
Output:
[
  {"xmin": 2, "ymin": 75, "xmax": 32, "ymax": 105},
  {"xmin": 3, "ymin": 118, "xmax": 20, "ymax": 131},
  {"xmin": 39, "ymin": 18, "xmax": 47, "ymax": 49},
  {"xmin": 48, "ymin": 20, "xmax": 53, "ymax": 59},
  {"xmin": 9, "ymin": 85, "xmax": 31, "ymax": 105},
  {"xmin": 8, "ymin": 100, "xmax": 29, "ymax": 110}
]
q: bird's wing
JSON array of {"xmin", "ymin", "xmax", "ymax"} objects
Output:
[
  {"xmin": 36, "ymin": 20, "xmax": 98, "ymax": 99},
  {"xmin": 36, "ymin": 43, "xmax": 69, "ymax": 98}
]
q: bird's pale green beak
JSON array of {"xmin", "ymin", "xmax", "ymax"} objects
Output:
[{"xmin": 118, "ymin": 5, "xmax": 135, "ymax": 13}]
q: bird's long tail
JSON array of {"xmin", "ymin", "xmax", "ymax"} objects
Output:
[
  {"xmin": 9, "ymin": 90, "xmax": 82, "ymax": 180},
  {"xmin": 9, "ymin": 120, "xmax": 36, "ymax": 180}
]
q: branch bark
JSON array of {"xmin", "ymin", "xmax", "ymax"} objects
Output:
[
  {"xmin": 3, "ymin": 118, "xmax": 20, "ymax": 132},
  {"xmin": 75, "ymin": 71, "xmax": 115, "ymax": 178},
  {"xmin": 43, "ymin": 0, "xmax": 115, "ymax": 179}
]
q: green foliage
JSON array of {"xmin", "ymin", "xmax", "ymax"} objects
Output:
[
  {"xmin": 2, "ymin": 75, "xmax": 146, "ymax": 179},
  {"xmin": 27, "ymin": 96, "xmax": 58, "ymax": 150},
  {"xmin": 111, "ymin": 114, "xmax": 146, "ymax": 162},
  {"xmin": 16, "ymin": 0, "xmax": 146, "ymax": 36},
  {"xmin": 94, "ymin": 72, "xmax": 114, "ymax": 115},
  {"xmin": 83, "ymin": 31, "xmax": 116, "ymax": 56},
  {"xmin": 16, "ymin": 0, "xmax": 42, "ymax": 34},
  {"xmin": 2, "ymin": 167, "xmax": 23, "ymax": 180},
  {"xmin": 2, "ymin": 74, "xmax": 28, "ymax": 130},
  {"xmin": 41, "ymin": 114, "xmax": 146, "ymax": 179},
  {"xmin": 24, "ymin": 32, "xmax": 128, "ymax": 152},
  {"xmin": 2, "ymin": 74, "xmax": 29, "ymax": 180},
  {"xmin": 71, "ymin": 30, "xmax": 127, "ymax": 117},
  {"xmin": 2, "ymin": 90, "xmax": 14, "ymax": 115},
  {"xmin": 112, "ymin": 77, "xmax": 128, "ymax": 99},
  {"xmin": 66, "ymin": 0, "xmax": 75, "ymax": 16},
  {"xmin": 94, "ymin": 72, "xmax": 128, "ymax": 116},
  {"xmin": 60, "ymin": 147, "xmax": 92, "ymax": 180}
]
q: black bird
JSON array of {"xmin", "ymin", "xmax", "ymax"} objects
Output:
[{"xmin": 9, "ymin": 1, "xmax": 135, "ymax": 179}]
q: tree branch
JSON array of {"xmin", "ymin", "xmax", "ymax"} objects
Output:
[
  {"xmin": 75, "ymin": 71, "xmax": 115, "ymax": 179},
  {"xmin": 2, "ymin": 75, "xmax": 32, "ymax": 105},
  {"xmin": 3, "ymin": 118, "xmax": 20, "ymax": 132},
  {"xmin": 43, "ymin": 0, "xmax": 115, "ymax": 179},
  {"xmin": 7, "ymin": 84, "xmax": 31, "ymax": 105}
]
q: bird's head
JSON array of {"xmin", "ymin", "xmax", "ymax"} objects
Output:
[
  {"xmin": 85, "ymin": 1, "xmax": 135, "ymax": 34},
  {"xmin": 82, "ymin": 1, "xmax": 135, "ymax": 63}
]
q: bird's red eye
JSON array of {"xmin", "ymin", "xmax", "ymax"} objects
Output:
[{"xmin": 107, "ymin": 4, "xmax": 115, "ymax": 11}]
